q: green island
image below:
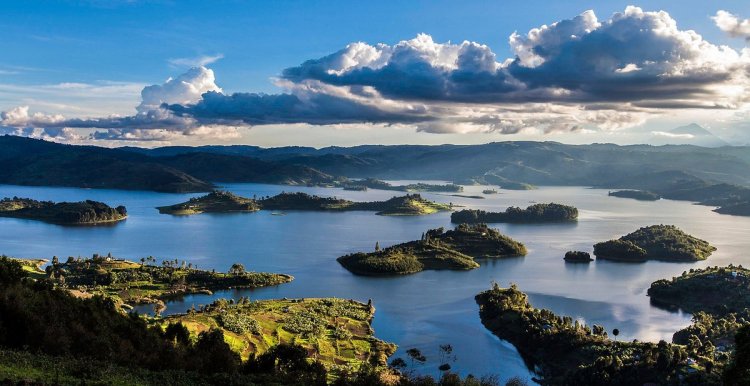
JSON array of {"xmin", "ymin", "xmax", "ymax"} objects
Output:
[
  {"xmin": 0, "ymin": 197, "xmax": 127, "ymax": 225},
  {"xmin": 451, "ymin": 203, "xmax": 578, "ymax": 224},
  {"xmin": 39, "ymin": 253, "xmax": 292, "ymax": 308},
  {"xmin": 159, "ymin": 191, "xmax": 452, "ymax": 216},
  {"xmin": 608, "ymin": 190, "xmax": 661, "ymax": 201},
  {"xmin": 157, "ymin": 190, "xmax": 260, "ymax": 215},
  {"xmin": 482, "ymin": 189, "xmax": 498, "ymax": 194},
  {"xmin": 337, "ymin": 224, "xmax": 526, "ymax": 276},
  {"xmin": 593, "ymin": 225, "xmax": 716, "ymax": 262},
  {"xmin": 165, "ymin": 297, "xmax": 396, "ymax": 374},
  {"xmin": 563, "ymin": 251, "xmax": 592, "ymax": 263},
  {"xmin": 476, "ymin": 283, "xmax": 723, "ymax": 385},
  {"xmin": 340, "ymin": 178, "xmax": 463, "ymax": 193}
]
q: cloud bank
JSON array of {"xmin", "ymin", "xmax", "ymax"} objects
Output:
[{"xmin": 2, "ymin": 6, "xmax": 750, "ymax": 142}]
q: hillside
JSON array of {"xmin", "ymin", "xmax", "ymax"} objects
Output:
[{"xmin": 0, "ymin": 197, "xmax": 127, "ymax": 224}]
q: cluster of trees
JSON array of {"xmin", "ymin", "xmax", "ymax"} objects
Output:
[
  {"xmin": 425, "ymin": 224, "xmax": 527, "ymax": 258},
  {"xmin": 476, "ymin": 284, "xmax": 724, "ymax": 385},
  {"xmin": 451, "ymin": 203, "xmax": 578, "ymax": 224},
  {"xmin": 595, "ymin": 225, "xmax": 716, "ymax": 262},
  {"xmin": 0, "ymin": 197, "xmax": 127, "ymax": 224},
  {"xmin": 564, "ymin": 251, "xmax": 592, "ymax": 262},
  {"xmin": 608, "ymin": 190, "xmax": 661, "ymax": 201}
]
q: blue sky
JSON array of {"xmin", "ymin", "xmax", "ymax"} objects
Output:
[{"xmin": 1, "ymin": 1, "xmax": 750, "ymax": 147}]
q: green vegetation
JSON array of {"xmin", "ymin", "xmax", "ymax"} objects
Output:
[
  {"xmin": 608, "ymin": 190, "xmax": 661, "ymax": 201},
  {"xmin": 167, "ymin": 297, "xmax": 396, "ymax": 374},
  {"xmin": 0, "ymin": 197, "xmax": 127, "ymax": 225},
  {"xmin": 593, "ymin": 225, "xmax": 716, "ymax": 262},
  {"xmin": 161, "ymin": 191, "xmax": 452, "ymax": 216},
  {"xmin": 342, "ymin": 178, "xmax": 463, "ymax": 193},
  {"xmin": 564, "ymin": 251, "xmax": 592, "ymax": 263},
  {"xmin": 476, "ymin": 284, "xmax": 722, "ymax": 385},
  {"xmin": 482, "ymin": 189, "xmax": 498, "ymax": 194},
  {"xmin": 451, "ymin": 203, "xmax": 578, "ymax": 224},
  {"xmin": 715, "ymin": 202, "xmax": 750, "ymax": 216},
  {"xmin": 157, "ymin": 190, "xmax": 260, "ymax": 215},
  {"xmin": 648, "ymin": 266, "xmax": 750, "ymax": 316},
  {"xmin": 337, "ymin": 224, "xmax": 526, "ymax": 276},
  {"xmin": 35, "ymin": 253, "xmax": 292, "ymax": 308}
]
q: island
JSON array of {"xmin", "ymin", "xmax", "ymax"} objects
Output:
[
  {"xmin": 608, "ymin": 190, "xmax": 661, "ymax": 201},
  {"xmin": 482, "ymin": 189, "xmax": 498, "ymax": 194},
  {"xmin": 476, "ymin": 284, "xmax": 721, "ymax": 385},
  {"xmin": 564, "ymin": 250, "xmax": 592, "ymax": 263},
  {"xmin": 157, "ymin": 190, "xmax": 260, "ymax": 215},
  {"xmin": 344, "ymin": 178, "xmax": 463, "ymax": 193},
  {"xmin": 0, "ymin": 197, "xmax": 127, "ymax": 225},
  {"xmin": 337, "ymin": 224, "xmax": 526, "ymax": 276},
  {"xmin": 38, "ymin": 253, "xmax": 292, "ymax": 308},
  {"xmin": 165, "ymin": 297, "xmax": 396, "ymax": 374},
  {"xmin": 593, "ymin": 225, "xmax": 716, "ymax": 262},
  {"xmin": 450, "ymin": 203, "xmax": 578, "ymax": 224},
  {"xmin": 159, "ymin": 191, "xmax": 452, "ymax": 216}
]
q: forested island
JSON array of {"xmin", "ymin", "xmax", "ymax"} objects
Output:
[
  {"xmin": 608, "ymin": 190, "xmax": 661, "ymax": 201},
  {"xmin": 39, "ymin": 253, "xmax": 292, "ymax": 308},
  {"xmin": 648, "ymin": 266, "xmax": 750, "ymax": 316},
  {"xmin": 337, "ymin": 224, "xmax": 526, "ymax": 276},
  {"xmin": 564, "ymin": 251, "xmax": 592, "ymax": 263},
  {"xmin": 476, "ymin": 284, "xmax": 722, "ymax": 385},
  {"xmin": 593, "ymin": 225, "xmax": 716, "ymax": 262},
  {"xmin": 160, "ymin": 191, "xmax": 452, "ymax": 216},
  {"xmin": 341, "ymin": 178, "xmax": 463, "ymax": 193},
  {"xmin": 451, "ymin": 203, "xmax": 578, "ymax": 224},
  {"xmin": 0, "ymin": 197, "xmax": 127, "ymax": 225}
]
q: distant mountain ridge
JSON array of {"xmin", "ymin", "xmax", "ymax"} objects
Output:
[{"xmin": 650, "ymin": 123, "xmax": 729, "ymax": 147}]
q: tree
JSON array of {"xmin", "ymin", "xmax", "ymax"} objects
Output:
[
  {"xmin": 612, "ymin": 328, "xmax": 620, "ymax": 341},
  {"xmin": 229, "ymin": 263, "xmax": 246, "ymax": 276},
  {"xmin": 406, "ymin": 348, "xmax": 426, "ymax": 368},
  {"xmin": 375, "ymin": 242, "xmax": 380, "ymax": 252}
]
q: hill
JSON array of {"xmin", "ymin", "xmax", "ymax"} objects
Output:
[
  {"xmin": 593, "ymin": 225, "xmax": 716, "ymax": 262},
  {"xmin": 0, "ymin": 197, "xmax": 127, "ymax": 224},
  {"xmin": 157, "ymin": 191, "xmax": 260, "ymax": 215}
]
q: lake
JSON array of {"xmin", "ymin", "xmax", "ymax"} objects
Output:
[{"xmin": 2, "ymin": 182, "xmax": 749, "ymax": 382}]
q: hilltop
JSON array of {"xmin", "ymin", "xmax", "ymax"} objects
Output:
[
  {"xmin": 593, "ymin": 225, "xmax": 716, "ymax": 262},
  {"xmin": 0, "ymin": 197, "xmax": 127, "ymax": 225}
]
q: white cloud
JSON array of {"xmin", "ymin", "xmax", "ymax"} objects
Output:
[
  {"xmin": 138, "ymin": 66, "xmax": 222, "ymax": 113},
  {"xmin": 713, "ymin": 10, "xmax": 750, "ymax": 39},
  {"xmin": 168, "ymin": 54, "xmax": 224, "ymax": 68}
]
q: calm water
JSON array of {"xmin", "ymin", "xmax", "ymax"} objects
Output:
[{"xmin": 3, "ymin": 182, "xmax": 750, "ymax": 381}]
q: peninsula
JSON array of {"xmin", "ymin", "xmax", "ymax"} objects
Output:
[
  {"xmin": 159, "ymin": 191, "xmax": 452, "ymax": 216},
  {"xmin": 0, "ymin": 197, "xmax": 127, "ymax": 225},
  {"xmin": 593, "ymin": 225, "xmax": 716, "ymax": 262},
  {"xmin": 451, "ymin": 203, "xmax": 578, "ymax": 224},
  {"xmin": 337, "ymin": 224, "xmax": 526, "ymax": 276},
  {"xmin": 39, "ymin": 254, "xmax": 292, "ymax": 308}
]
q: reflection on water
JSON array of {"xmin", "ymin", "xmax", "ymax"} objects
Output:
[{"xmin": 2, "ymin": 183, "xmax": 747, "ymax": 380}]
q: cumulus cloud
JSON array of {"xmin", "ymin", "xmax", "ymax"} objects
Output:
[
  {"xmin": 3, "ymin": 6, "xmax": 750, "ymax": 141},
  {"xmin": 713, "ymin": 10, "xmax": 750, "ymax": 40}
]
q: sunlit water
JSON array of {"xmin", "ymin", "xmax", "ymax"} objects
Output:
[{"xmin": 3, "ymin": 182, "xmax": 749, "ymax": 382}]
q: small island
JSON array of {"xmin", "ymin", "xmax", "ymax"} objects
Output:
[
  {"xmin": 157, "ymin": 190, "xmax": 259, "ymax": 215},
  {"xmin": 482, "ymin": 189, "xmax": 498, "ymax": 195},
  {"xmin": 593, "ymin": 225, "xmax": 716, "ymax": 262},
  {"xmin": 159, "ymin": 191, "xmax": 452, "ymax": 216},
  {"xmin": 564, "ymin": 251, "xmax": 592, "ymax": 263},
  {"xmin": 476, "ymin": 284, "xmax": 721, "ymax": 385},
  {"xmin": 451, "ymin": 203, "xmax": 578, "ymax": 224},
  {"xmin": 337, "ymin": 224, "xmax": 526, "ymax": 276},
  {"xmin": 166, "ymin": 297, "xmax": 396, "ymax": 372},
  {"xmin": 0, "ymin": 197, "xmax": 127, "ymax": 225},
  {"xmin": 608, "ymin": 190, "xmax": 661, "ymax": 201},
  {"xmin": 37, "ymin": 253, "xmax": 292, "ymax": 308}
]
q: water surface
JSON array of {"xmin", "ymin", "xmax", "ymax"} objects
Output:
[{"xmin": 2, "ymin": 183, "xmax": 748, "ymax": 381}]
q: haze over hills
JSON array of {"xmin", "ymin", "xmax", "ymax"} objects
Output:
[{"xmin": 649, "ymin": 123, "xmax": 730, "ymax": 148}]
